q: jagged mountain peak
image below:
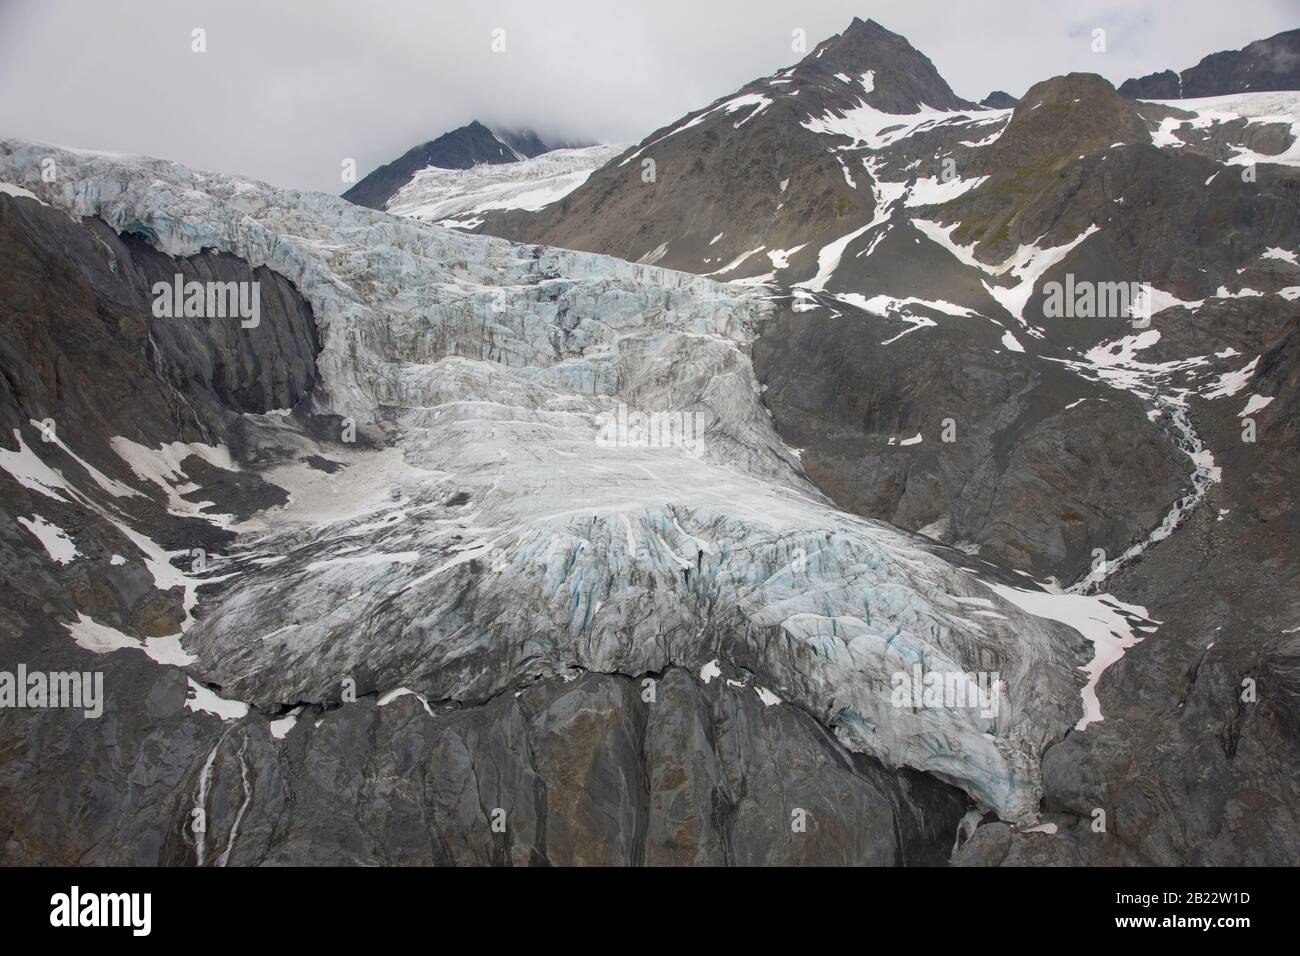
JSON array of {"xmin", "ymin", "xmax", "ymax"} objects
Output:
[
  {"xmin": 475, "ymin": 17, "xmax": 990, "ymax": 274},
  {"xmin": 342, "ymin": 120, "xmax": 583, "ymax": 211},
  {"xmin": 814, "ymin": 16, "xmax": 909, "ymax": 57},
  {"xmin": 794, "ymin": 16, "xmax": 974, "ymax": 113}
]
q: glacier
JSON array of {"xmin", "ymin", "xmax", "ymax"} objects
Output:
[
  {"xmin": 385, "ymin": 144, "xmax": 625, "ymax": 227},
  {"xmin": 0, "ymin": 138, "xmax": 1157, "ymax": 823}
]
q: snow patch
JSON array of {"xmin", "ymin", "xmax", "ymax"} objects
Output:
[
  {"xmin": 17, "ymin": 515, "xmax": 78, "ymax": 563},
  {"xmin": 1238, "ymin": 393, "xmax": 1274, "ymax": 417},
  {"xmin": 0, "ymin": 181, "xmax": 47, "ymax": 204},
  {"xmin": 186, "ymin": 678, "xmax": 250, "ymax": 721},
  {"xmin": 982, "ymin": 583, "xmax": 1150, "ymax": 730}
]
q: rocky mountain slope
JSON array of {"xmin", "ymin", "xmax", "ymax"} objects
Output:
[
  {"xmin": 342, "ymin": 120, "xmax": 581, "ymax": 210},
  {"xmin": 480, "ymin": 18, "xmax": 977, "ymax": 275},
  {"xmin": 1121, "ymin": 28, "xmax": 1300, "ymax": 99}
]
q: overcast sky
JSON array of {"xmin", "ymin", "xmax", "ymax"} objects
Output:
[{"xmin": 1, "ymin": 0, "xmax": 1295, "ymax": 193}]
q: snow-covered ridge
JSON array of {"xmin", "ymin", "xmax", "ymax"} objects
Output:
[
  {"xmin": 0, "ymin": 137, "xmax": 1155, "ymax": 823},
  {"xmin": 386, "ymin": 144, "xmax": 624, "ymax": 228}
]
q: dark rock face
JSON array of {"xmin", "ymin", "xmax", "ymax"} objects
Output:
[
  {"xmin": 951, "ymin": 821, "xmax": 1012, "ymax": 865},
  {"xmin": 0, "ymin": 193, "xmax": 320, "ymax": 445},
  {"xmin": 0, "ymin": 190, "xmax": 324, "ymax": 644},
  {"xmin": 0, "ymin": 657, "xmax": 967, "ymax": 865},
  {"xmin": 752, "ymin": 304, "xmax": 1187, "ymax": 580},
  {"xmin": 980, "ymin": 90, "xmax": 1019, "ymax": 109},
  {"xmin": 641, "ymin": 667, "xmax": 965, "ymax": 867},
  {"xmin": 942, "ymin": 298, "xmax": 1300, "ymax": 867},
  {"xmin": 343, "ymin": 121, "xmax": 555, "ymax": 210},
  {"xmin": 1120, "ymin": 29, "xmax": 1300, "ymax": 99},
  {"xmin": 981, "ymin": 357, "xmax": 1300, "ymax": 866},
  {"xmin": 0, "ymin": 627, "xmax": 205, "ymax": 866},
  {"xmin": 1248, "ymin": 315, "xmax": 1300, "ymax": 523}
]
